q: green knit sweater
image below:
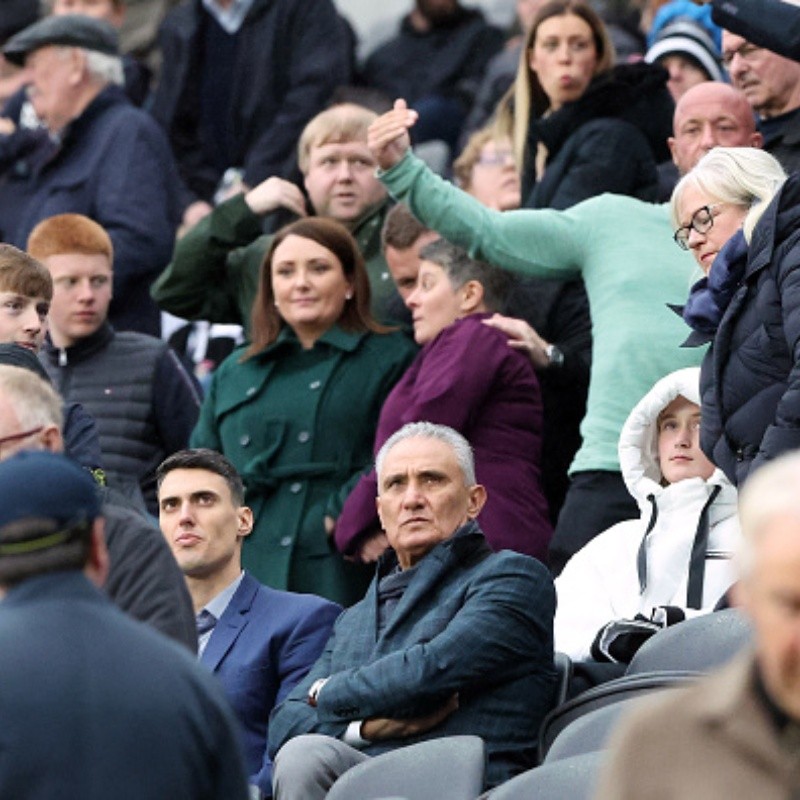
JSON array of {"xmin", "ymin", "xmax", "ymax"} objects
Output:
[{"xmin": 381, "ymin": 151, "xmax": 705, "ymax": 474}]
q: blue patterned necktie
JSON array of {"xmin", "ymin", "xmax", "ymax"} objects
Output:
[{"xmin": 196, "ymin": 609, "xmax": 217, "ymax": 637}]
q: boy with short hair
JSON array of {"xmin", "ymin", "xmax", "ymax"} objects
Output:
[
  {"xmin": 0, "ymin": 244, "xmax": 101, "ymax": 471},
  {"xmin": 0, "ymin": 243, "xmax": 50, "ymax": 353},
  {"xmin": 28, "ymin": 213, "xmax": 201, "ymax": 515}
]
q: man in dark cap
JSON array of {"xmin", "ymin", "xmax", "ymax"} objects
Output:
[
  {"xmin": 0, "ymin": 449, "xmax": 249, "ymax": 800},
  {"xmin": 0, "ymin": 14, "xmax": 180, "ymax": 336}
]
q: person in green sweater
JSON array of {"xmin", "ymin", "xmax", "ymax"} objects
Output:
[
  {"xmin": 367, "ymin": 81, "xmax": 762, "ymax": 573},
  {"xmin": 151, "ymin": 103, "xmax": 407, "ymax": 334}
]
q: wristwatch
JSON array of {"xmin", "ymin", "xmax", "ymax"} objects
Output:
[{"xmin": 544, "ymin": 343, "xmax": 565, "ymax": 368}]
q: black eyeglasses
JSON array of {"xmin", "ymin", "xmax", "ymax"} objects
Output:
[
  {"xmin": 0, "ymin": 426, "xmax": 44, "ymax": 457},
  {"xmin": 673, "ymin": 204, "xmax": 724, "ymax": 251},
  {"xmin": 722, "ymin": 42, "xmax": 763, "ymax": 69}
]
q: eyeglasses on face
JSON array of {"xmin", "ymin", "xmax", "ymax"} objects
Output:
[
  {"xmin": 673, "ymin": 204, "xmax": 725, "ymax": 250},
  {"xmin": 722, "ymin": 42, "xmax": 763, "ymax": 68},
  {"xmin": 0, "ymin": 426, "xmax": 44, "ymax": 457},
  {"xmin": 475, "ymin": 150, "xmax": 515, "ymax": 167}
]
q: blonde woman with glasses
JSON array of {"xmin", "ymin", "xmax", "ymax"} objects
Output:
[{"xmin": 671, "ymin": 146, "xmax": 791, "ymax": 487}]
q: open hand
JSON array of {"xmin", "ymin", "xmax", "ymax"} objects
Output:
[
  {"xmin": 367, "ymin": 98, "xmax": 418, "ymax": 171},
  {"xmin": 483, "ymin": 313, "xmax": 551, "ymax": 369},
  {"xmin": 245, "ymin": 176, "xmax": 308, "ymax": 218}
]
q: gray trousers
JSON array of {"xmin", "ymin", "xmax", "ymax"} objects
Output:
[{"xmin": 272, "ymin": 734, "xmax": 371, "ymax": 800}]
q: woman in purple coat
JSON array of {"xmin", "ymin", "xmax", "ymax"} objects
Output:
[{"xmin": 333, "ymin": 238, "xmax": 552, "ymax": 562}]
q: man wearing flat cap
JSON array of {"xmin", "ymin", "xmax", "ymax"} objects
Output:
[
  {"xmin": 0, "ymin": 14, "xmax": 180, "ymax": 336},
  {"xmin": 0, "ymin": 450, "xmax": 250, "ymax": 799}
]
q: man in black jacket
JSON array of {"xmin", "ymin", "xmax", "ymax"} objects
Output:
[{"xmin": 150, "ymin": 0, "xmax": 352, "ymax": 230}]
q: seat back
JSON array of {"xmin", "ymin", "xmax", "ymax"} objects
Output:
[
  {"xmin": 488, "ymin": 751, "xmax": 605, "ymax": 800},
  {"xmin": 544, "ymin": 690, "xmax": 685, "ymax": 763},
  {"xmin": 626, "ymin": 608, "xmax": 752, "ymax": 675},
  {"xmin": 325, "ymin": 735, "xmax": 486, "ymax": 800},
  {"xmin": 537, "ymin": 671, "xmax": 697, "ymax": 761}
]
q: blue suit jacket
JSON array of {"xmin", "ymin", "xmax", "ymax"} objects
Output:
[
  {"xmin": 201, "ymin": 572, "xmax": 341, "ymax": 794},
  {"xmin": 268, "ymin": 522, "xmax": 558, "ymax": 789}
]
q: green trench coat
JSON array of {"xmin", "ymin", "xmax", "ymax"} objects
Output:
[{"xmin": 191, "ymin": 325, "xmax": 416, "ymax": 606}]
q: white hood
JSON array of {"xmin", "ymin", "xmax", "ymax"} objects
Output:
[{"xmin": 618, "ymin": 367, "xmax": 732, "ymax": 508}]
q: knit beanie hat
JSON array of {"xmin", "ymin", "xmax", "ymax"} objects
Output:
[{"xmin": 645, "ymin": 18, "xmax": 724, "ymax": 83}]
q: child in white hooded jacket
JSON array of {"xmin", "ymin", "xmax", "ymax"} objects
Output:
[{"xmin": 555, "ymin": 368, "xmax": 741, "ymax": 662}]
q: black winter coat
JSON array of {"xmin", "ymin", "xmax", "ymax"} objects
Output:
[
  {"xmin": 700, "ymin": 172, "xmax": 800, "ymax": 485},
  {"xmin": 362, "ymin": 7, "xmax": 504, "ymax": 109},
  {"xmin": 150, "ymin": 0, "xmax": 351, "ymax": 204},
  {"xmin": 522, "ymin": 62, "xmax": 673, "ymax": 209}
]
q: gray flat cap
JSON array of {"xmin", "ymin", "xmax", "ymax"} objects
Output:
[{"xmin": 3, "ymin": 14, "xmax": 119, "ymax": 66}]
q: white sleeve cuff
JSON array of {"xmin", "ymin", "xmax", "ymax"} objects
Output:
[{"xmin": 342, "ymin": 720, "xmax": 370, "ymax": 748}]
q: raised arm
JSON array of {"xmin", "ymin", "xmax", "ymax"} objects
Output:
[{"xmin": 368, "ymin": 101, "xmax": 587, "ymax": 281}]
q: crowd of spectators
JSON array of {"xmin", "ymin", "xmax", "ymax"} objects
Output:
[{"xmin": 2, "ymin": 0, "xmax": 800, "ymax": 797}]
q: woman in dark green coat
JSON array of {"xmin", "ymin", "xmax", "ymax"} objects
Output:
[{"xmin": 191, "ymin": 218, "xmax": 416, "ymax": 606}]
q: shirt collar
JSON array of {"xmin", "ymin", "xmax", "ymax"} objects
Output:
[
  {"xmin": 201, "ymin": 571, "xmax": 245, "ymax": 620},
  {"xmin": 202, "ymin": 0, "xmax": 256, "ymax": 33}
]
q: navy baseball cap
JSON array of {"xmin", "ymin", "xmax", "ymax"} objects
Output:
[{"xmin": 0, "ymin": 451, "xmax": 100, "ymax": 555}]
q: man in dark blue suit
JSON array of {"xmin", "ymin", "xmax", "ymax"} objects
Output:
[
  {"xmin": 0, "ymin": 450, "xmax": 249, "ymax": 799},
  {"xmin": 157, "ymin": 448, "xmax": 341, "ymax": 798},
  {"xmin": 268, "ymin": 422, "xmax": 557, "ymax": 798}
]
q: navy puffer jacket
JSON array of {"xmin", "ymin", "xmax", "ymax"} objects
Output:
[{"xmin": 700, "ymin": 172, "xmax": 800, "ymax": 485}]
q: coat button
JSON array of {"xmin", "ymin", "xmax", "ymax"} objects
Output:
[
  {"xmin": 246, "ymin": 386, "xmax": 257, "ymax": 396},
  {"xmin": 298, "ymin": 431, "xmax": 310, "ymax": 443},
  {"xmin": 736, "ymin": 448, "xmax": 744, "ymax": 462},
  {"xmin": 309, "ymin": 380, "xmax": 321, "ymax": 390},
  {"xmin": 240, "ymin": 434, "xmax": 251, "ymax": 447},
  {"xmin": 280, "ymin": 536, "xmax": 292, "ymax": 547},
  {"xmin": 290, "ymin": 482, "xmax": 302, "ymax": 493}
]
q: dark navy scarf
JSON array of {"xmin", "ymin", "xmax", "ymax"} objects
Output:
[{"xmin": 683, "ymin": 229, "xmax": 749, "ymax": 335}]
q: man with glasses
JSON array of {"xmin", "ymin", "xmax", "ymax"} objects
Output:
[
  {"xmin": 721, "ymin": 29, "xmax": 800, "ymax": 174},
  {"xmin": 692, "ymin": 0, "xmax": 800, "ymax": 62}
]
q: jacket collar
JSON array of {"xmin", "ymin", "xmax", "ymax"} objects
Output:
[
  {"xmin": 255, "ymin": 323, "xmax": 365, "ymax": 361},
  {"xmin": 60, "ymin": 84, "xmax": 128, "ymax": 147},
  {"xmin": 200, "ymin": 571, "xmax": 259, "ymax": 671},
  {"xmin": 374, "ymin": 519, "xmax": 492, "ymax": 639},
  {"xmin": 43, "ymin": 321, "xmax": 114, "ymax": 367},
  {"xmin": 2, "ymin": 569, "xmax": 105, "ymax": 607}
]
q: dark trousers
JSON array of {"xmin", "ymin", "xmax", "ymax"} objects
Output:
[{"xmin": 547, "ymin": 470, "xmax": 638, "ymax": 576}]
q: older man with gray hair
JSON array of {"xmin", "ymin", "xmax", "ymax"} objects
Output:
[
  {"xmin": 0, "ymin": 14, "xmax": 180, "ymax": 335},
  {"xmin": 268, "ymin": 421, "xmax": 557, "ymax": 797},
  {"xmin": 597, "ymin": 449, "xmax": 800, "ymax": 798}
]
